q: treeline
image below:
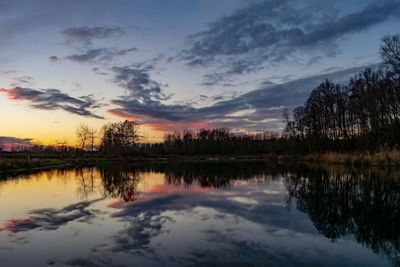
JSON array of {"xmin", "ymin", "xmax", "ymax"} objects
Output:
[
  {"xmin": 140, "ymin": 36, "xmax": 400, "ymax": 155},
  {"xmin": 284, "ymin": 34, "xmax": 400, "ymax": 152},
  {"xmin": 143, "ymin": 34, "xmax": 400, "ymax": 155},
  {"xmin": 4, "ymin": 34, "xmax": 399, "ymax": 156},
  {"xmin": 74, "ymin": 120, "xmax": 139, "ymax": 154},
  {"xmin": 138, "ymin": 129, "xmax": 292, "ymax": 155}
]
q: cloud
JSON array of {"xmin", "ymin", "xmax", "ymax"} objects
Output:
[
  {"xmin": 0, "ymin": 136, "xmax": 34, "ymax": 151},
  {"xmin": 2, "ymin": 69, "xmax": 17, "ymax": 74},
  {"xmin": 62, "ymin": 26, "xmax": 126, "ymax": 45},
  {"xmin": 0, "ymin": 87, "xmax": 104, "ymax": 119},
  {"xmin": 64, "ymin": 257, "xmax": 123, "ymax": 267},
  {"xmin": 28, "ymin": 163, "xmax": 393, "ymax": 267},
  {"xmin": 11, "ymin": 75, "xmax": 34, "ymax": 86},
  {"xmin": 111, "ymin": 65, "xmax": 171, "ymax": 105},
  {"xmin": 0, "ymin": 199, "xmax": 103, "ymax": 234},
  {"xmin": 65, "ymin": 47, "xmax": 137, "ymax": 63},
  {"xmin": 0, "ymin": 136, "xmax": 33, "ymax": 145},
  {"xmin": 110, "ymin": 64, "xmax": 374, "ymax": 132},
  {"xmin": 92, "ymin": 67, "xmax": 108, "ymax": 76},
  {"xmin": 49, "ymin": 56, "xmax": 61, "ymax": 62},
  {"xmin": 109, "ymin": 107, "xmax": 214, "ymax": 132},
  {"xmin": 180, "ymin": 0, "xmax": 400, "ymax": 83},
  {"xmin": 101, "ymin": 172, "xmax": 320, "ymax": 266},
  {"xmin": 109, "ymin": 63, "xmax": 219, "ymax": 131}
]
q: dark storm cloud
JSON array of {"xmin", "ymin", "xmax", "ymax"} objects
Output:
[
  {"xmin": 65, "ymin": 47, "xmax": 137, "ymax": 63},
  {"xmin": 110, "ymin": 64, "xmax": 373, "ymax": 130},
  {"xmin": 0, "ymin": 87, "xmax": 104, "ymax": 119},
  {"xmin": 180, "ymin": 0, "xmax": 400, "ymax": 84},
  {"xmin": 62, "ymin": 26, "xmax": 126, "ymax": 45}
]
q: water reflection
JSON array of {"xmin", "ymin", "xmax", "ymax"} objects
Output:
[
  {"xmin": 99, "ymin": 166, "xmax": 140, "ymax": 202},
  {"xmin": 286, "ymin": 166, "xmax": 400, "ymax": 266},
  {"xmin": 0, "ymin": 163, "xmax": 399, "ymax": 266}
]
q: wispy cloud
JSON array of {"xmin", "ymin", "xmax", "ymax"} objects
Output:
[
  {"xmin": 110, "ymin": 64, "xmax": 374, "ymax": 132},
  {"xmin": 64, "ymin": 47, "xmax": 137, "ymax": 63},
  {"xmin": 0, "ymin": 199, "xmax": 103, "ymax": 233},
  {"xmin": 92, "ymin": 67, "xmax": 109, "ymax": 76},
  {"xmin": 180, "ymin": 0, "xmax": 400, "ymax": 84},
  {"xmin": 0, "ymin": 87, "xmax": 104, "ymax": 119},
  {"xmin": 2, "ymin": 69, "xmax": 17, "ymax": 75},
  {"xmin": 62, "ymin": 26, "xmax": 126, "ymax": 45},
  {"xmin": 0, "ymin": 136, "xmax": 34, "ymax": 150},
  {"xmin": 110, "ymin": 64, "xmax": 174, "ymax": 118},
  {"xmin": 49, "ymin": 56, "xmax": 61, "ymax": 62},
  {"xmin": 10, "ymin": 75, "xmax": 34, "ymax": 87}
]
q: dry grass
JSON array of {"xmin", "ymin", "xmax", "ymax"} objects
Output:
[
  {"xmin": 0, "ymin": 158, "xmax": 44, "ymax": 171},
  {"xmin": 305, "ymin": 150, "xmax": 400, "ymax": 166},
  {"xmin": 0, "ymin": 157, "xmax": 75, "ymax": 172}
]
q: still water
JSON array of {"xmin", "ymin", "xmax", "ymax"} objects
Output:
[{"xmin": 0, "ymin": 163, "xmax": 399, "ymax": 267}]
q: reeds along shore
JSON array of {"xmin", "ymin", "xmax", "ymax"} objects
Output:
[
  {"xmin": 1, "ymin": 149, "xmax": 400, "ymax": 174},
  {"xmin": 305, "ymin": 150, "xmax": 400, "ymax": 167}
]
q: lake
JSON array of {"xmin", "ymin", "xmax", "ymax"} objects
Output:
[{"xmin": 0, "ymin": 163, "xmax": 399, "ymax": 267}]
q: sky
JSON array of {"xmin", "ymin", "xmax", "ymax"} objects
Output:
[{"xmin": 0, "ymin": 0, "xmax": 399, "ymax": 145}]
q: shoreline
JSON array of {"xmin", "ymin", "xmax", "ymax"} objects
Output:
[{"xmin": 0, "ymin": 151, "xmax": 399, "ymax": 175}]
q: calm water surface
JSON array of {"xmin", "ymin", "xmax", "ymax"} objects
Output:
[{"xmin": 0, "ymin": 163, "xmax": 399, "ymax": 267}]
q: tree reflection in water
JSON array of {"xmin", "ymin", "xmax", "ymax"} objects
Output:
[
  {"xmin": 97, "ymin": 163, "xmax": 400, "ymax": 265},
  {"xmin": 285, "ymin": 166, "xmax": 400, "ymax": 266},
  {"xmin": 99, "ymin": 165, "xmax": 140, "ymax": 202},
  {"xmin": 4, "ymin": 163, "xmax": 398, "ymax": 265}
]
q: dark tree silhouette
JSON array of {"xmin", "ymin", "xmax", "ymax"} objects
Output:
[
  {"xmin": 286, "ymin": 167, "xmax": 400, "ymax": 266},
  {"xmin": 284, "ymin": 34, "xmax": 400, "ymax": 152},
  {"xmin": 381, "ymin": 34, "xmax": 400, "ymax": 78},
  {"xmin": 100, "ymin": 120, "xmax": 140, "ymax": 154}
]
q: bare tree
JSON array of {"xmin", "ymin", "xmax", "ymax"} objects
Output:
[
  {"xmin": 76, "ymin": 124, "xmax": 90, "ymax": 150},
  {"xmin": 381, "ymin": 34, "xmax": 400, "ymax": 78},
  {"xmin": 88, "ymin": 128, "xmax": 97, "ymax": 151}
]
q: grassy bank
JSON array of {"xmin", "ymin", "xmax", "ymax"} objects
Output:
[
  {"xmin": 0, "ymin": 154, "xmax": 273, "ymax": 173},
  {"xmin": 0, "ymin": 150, "xmax": 399, "ymax": 174},
  {"xmin": 0, "ymin": 156, "xmax": 113, "ymax": 173},
  {"xmin": 0, "ymin": 158, "xmax": 83, "ymax": 173},
  {"xmin": 305, "ymin": 151, "xmax": 400, "ymax": 166}
]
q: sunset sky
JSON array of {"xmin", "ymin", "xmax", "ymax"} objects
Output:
[{"xmin": 0, "ymin": 0, "xmax": 399, "ymax": 145}]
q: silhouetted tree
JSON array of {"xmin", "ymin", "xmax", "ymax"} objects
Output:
[
  {"xmin": 381, "ymin": 34, "xmax": 400, "ymax": 78},
  {"xmin": 100, "ymin": 120, "xmax": 140, "ymax": 154},
  {"xmin": 285, "ymin": 34, "xmax": 400, "ymax": 152}
]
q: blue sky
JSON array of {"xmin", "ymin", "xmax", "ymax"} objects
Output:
[{"xmin": 0, "ymin": 0, "xmax": 399, "ymax": 143}]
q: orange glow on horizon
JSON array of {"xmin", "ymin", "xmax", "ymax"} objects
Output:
[
  {"xmin": 108, "ymin": 108, "xmax": 214, "ymax": 136},
  {"xmin": 107, "ymin": 109, "xmax": 142, "ymax": 121},
  {"xmin": 0, "ymin": 103, "xmax": 213, "ymax": 147}
]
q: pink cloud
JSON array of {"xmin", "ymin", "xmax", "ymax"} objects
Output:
[
  {"xmin": 108, "ymin": 108, "xmax": 214, "ymax": 133},
  {"xmin": 0, "ymin": 87, "xmax": 36, "ymax": 100},
  {"xmin": 0, "ymin": 217, "xmax": 35, "ymax": 234}
]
